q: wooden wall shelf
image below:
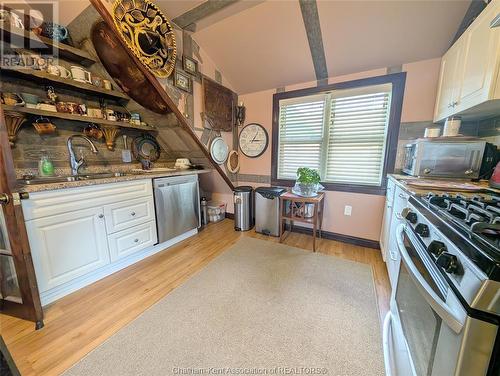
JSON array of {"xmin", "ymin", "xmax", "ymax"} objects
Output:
[
  {"xmin": 0, "ymin": 25, "xmax": 96, "ymax": 66},
  {"xmin": 1, "ymin": 105, "xmax": 156, "ymax": 133},
  {"xmin": 1, "ymin": 67, "xmax": 130, "ymax": 101}
]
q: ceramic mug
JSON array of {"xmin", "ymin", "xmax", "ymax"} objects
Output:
[
  {"xmin": 56, "ymin": 65, "xmax": 71, "ymax": 79},
  {"xmin": 102, "ymin": 79, "xmax": 112, "ymax": 90},
  {"xmin": 87, "ymin": 107, "xmax": 103, "ymax": 118},
  {"xmin": 70, "ymin": 66, "xmax": 92, "ymax": 84},
  {"xmin": 41, "ymin": 22, "xmax": 69, "ymax": 42},
  {"xmin": 92, "ymin": 75, "xmax": 102, "ymax": 87}
]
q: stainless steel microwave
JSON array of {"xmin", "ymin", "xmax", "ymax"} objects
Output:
[{"xmin": 402, "ymin": 138, "xmax": 487, "ymax": 179}]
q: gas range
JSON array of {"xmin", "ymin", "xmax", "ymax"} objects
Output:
[
  {"xmin": 405, "ymin": 192, "xmax": 500, "ymax": 320},
  {"xmin": 416, "ymin": 192, "xmax": 500, "ymax": 283}
]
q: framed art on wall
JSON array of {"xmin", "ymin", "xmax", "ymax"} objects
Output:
[
  {"xmin": 174, "ymin": 70, "xmax": 193, "ymax": 93},
  {"xmin": 183, "ymin": 56, "xmax": 198, "ymax": 76}
]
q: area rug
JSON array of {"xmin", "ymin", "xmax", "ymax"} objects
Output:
[{"xmin": 65, "ymin": 238, "xmax": 384, "ymax": 376}]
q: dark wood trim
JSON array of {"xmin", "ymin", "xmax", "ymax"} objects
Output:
[
  {"xmin": 0, "ymin": 335, "xmax": 20, "ymax": 376},
  {"xmin": 225, "ymin": 212, "xmax": 234, "ymax": 219},
  {"xmin": 89, "ymin": 0, "xmax": 235, "ymax": 191},
  {"xmin": 286, "ymin": 224, "xmax": 381, "ymax": 250},
  {"xmin": 271, "ymin": 72, "xmax": 406, "ymax": 196},
  {"xmin": 0, "ymin": 106, "xmax": 44, "ymax": 328}
]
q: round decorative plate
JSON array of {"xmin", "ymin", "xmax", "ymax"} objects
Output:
[
  {"xmin": 112, "ymin": 0, "xmax": 176, "ymax": 78},
  {"xmin": 131, "ymin": 134, "xmax": 161, "ymax": 162},
  {"xmin": 210, "ymin": 137, "xmax": 229, "ymax": 165},
  {"xmin": 226, "ymin": 150, "xmax": 240, "ymax": 173},
  {"xmin": 239, "ymin": 123, "xmax": 268, "ymax": 158}
]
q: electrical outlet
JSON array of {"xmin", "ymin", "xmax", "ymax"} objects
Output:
[{"xmin": 344, "ymin": 205, "xmax": 352, "ymax": 216}]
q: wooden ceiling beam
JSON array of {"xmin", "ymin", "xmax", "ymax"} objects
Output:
[
  {"xmin": 299, "ymin": 0, "xmax": 328, "ymax": 83},
  {"xmin": 172, "ymin": 0, "xmax": 239, "ymax": 29}
]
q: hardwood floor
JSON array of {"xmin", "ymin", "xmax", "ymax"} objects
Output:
[{"xmin": 0, "ymin": 219, "xmax": 391, "ymax": 376}]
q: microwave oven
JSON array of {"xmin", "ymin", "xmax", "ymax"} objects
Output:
[{"xmin": 402, "ymin": 138, "xmax": 492, "ymax": 179}]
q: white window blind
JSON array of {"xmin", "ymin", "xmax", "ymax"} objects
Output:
[
  {"xmin": 278, "ymin": 95, "xmax": 327, "ymax": 179},
  {"xmin": 277, "ymin": 84, "xmax": 392, "ymax": 186},
  {"xmin": 325, "ymin": 90, "xmax": 391, "ymax": 185}
]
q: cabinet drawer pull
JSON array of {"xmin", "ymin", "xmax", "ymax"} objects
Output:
[
  {"xmin": 131, "ymin": 212, "xmax": 136, "ymax": 216},
  {"xmin": 98, "ymin": 214, "xmax": 104, "ymax": 219},
  {"xmin": 134, "ymin": 238, "xmax": 139, "ymax": 243}
]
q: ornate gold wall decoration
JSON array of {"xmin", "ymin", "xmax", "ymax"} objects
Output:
[
  {"xmin": 4, "ymin": 111, "xmax": 27, "ymax": 147},
  {"xmin": 112, "ymin": 0, "xmax": 177, "ymax": 78}
]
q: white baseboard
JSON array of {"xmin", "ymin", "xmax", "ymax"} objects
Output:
[{"xmin": 40, "ymin": 228, "xmax": 198, "ymax": 306}]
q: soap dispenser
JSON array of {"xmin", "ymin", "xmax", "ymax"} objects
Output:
[{"xmin": 38, "ymin": 151, "xmax": 55, "ymax": 177}]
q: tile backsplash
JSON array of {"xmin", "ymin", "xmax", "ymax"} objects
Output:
[{"xmin": 395, "ymin": 116, "xmax": 500, "ymax": 170}]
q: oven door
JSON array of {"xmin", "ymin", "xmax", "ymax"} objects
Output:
[{"xmin": 393, "ymin": 224, "xmax": 466, "ymax": 376}]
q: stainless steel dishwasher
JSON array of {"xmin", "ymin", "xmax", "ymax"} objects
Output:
[{"xmin": 153, "ymin": 175, "xmax": 200, "ymax": 243}]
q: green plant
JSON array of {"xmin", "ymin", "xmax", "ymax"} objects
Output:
[{"xmin": 296, "ymin": 167, "xmax": 321, "ymax": 185}]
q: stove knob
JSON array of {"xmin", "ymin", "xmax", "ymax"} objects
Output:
[
  {"xmin": 405, "ymin": 211, "xmax": 418, "ymax": 224},
  {"xmin": 436, "ymin": 252, "xmax": 462, "ymax": 275},
  {"xmin": 415, "ymin": 223, "xmax": 430, "ymax": 237},
  {"xmin": 428, "ymin": 241, "xmax": 447, "ymax": 257}
]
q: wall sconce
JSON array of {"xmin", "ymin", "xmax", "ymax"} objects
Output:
[{"xmin": 235, "ymin": 101, "xmax": 246, "ymax": 127}]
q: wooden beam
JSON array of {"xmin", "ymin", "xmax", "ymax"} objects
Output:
[
  {"xmin": 172, "ymin": 0, "xmax": 239, "ymax": 29},
  {"xmin": 299, "ymin": 0, "xmax": 328, "ymax": 82},
  {"xmin": 89, "ymin": 0, "xmax": 235, "ymax": 190},
  {"xmin": 451, "ymin": 0, "xmax": 487, "ymax": 46}
]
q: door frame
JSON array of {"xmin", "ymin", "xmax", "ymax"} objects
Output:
[{"xmin": 0, "ymin": 106, "xmax": 44, "ymax": 329}]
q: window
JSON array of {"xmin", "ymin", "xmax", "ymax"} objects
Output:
[{"xmin": 272, "ymin": 73, "xmax": 405, "ymax": 194}]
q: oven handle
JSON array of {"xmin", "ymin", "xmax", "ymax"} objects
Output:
[
  {"xmin": 396, "ymin": 224, "xmax": 464, "ymax": 334},
  {"xmin": 382, "ymin": 312, "xmax": 394, "ymax": 376}
]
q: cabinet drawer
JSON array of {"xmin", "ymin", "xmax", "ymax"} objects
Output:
[
  {"xmin": 104, "ymin": 197, "xmax": 155, "ymax": 233},
  {"xmin": 108, "ymin": 221, "xmax": 157, "ymax": 262}
]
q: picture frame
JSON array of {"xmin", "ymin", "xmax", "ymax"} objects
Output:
[
  {"xmin": 182, "ymin": 56, "xmax": 198, "ymax": 76},
  {"xmin": 174, "ymin": 70, "xmax": 193, "ymax": 93}
]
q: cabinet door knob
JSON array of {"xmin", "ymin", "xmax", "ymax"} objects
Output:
[
  {"xmin": 131, "ymin": 212, "xmax": 136, "ymax": 216},
  {"xmin": 134, "ymin": 238, "xmax": 139, "ymax": 243},
  {"xmin": 98, "ymin": 214, "xmax": 104, "ymax": 219}
]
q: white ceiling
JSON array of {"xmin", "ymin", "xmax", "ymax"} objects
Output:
[
  {"xmin": 193, "ymin": 0, "xmax": 470, "ymax": 94},
  {"xmin": 57, "ymin": 0, "xmax": 471, "ymax": 94}
]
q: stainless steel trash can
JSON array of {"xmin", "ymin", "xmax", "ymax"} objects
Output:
[
  {"xmin": 255, "ymin": 187, "xmax": 286, "ymax": 236},
  {"xmin": 234, "ymin": 186, "xmax": 253, "ymax": 231}
]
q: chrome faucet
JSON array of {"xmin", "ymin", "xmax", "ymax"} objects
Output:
[{"xmin": 67, "ymin": 135, "xmax": 98, "ymax": 176}]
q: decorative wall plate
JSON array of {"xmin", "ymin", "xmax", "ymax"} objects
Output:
[
  {"xmin": 210, "ymin": 136, "xmax": 229, "ymax": 165},
  {"xmin": 226, "ymin": 150, "xmax": 240, "ymax": 173},
  {"xmin": 131, "ymin": 134, "xmax": 161, "ymax": 162},
  {"xmin": 112, "ymin": 0, "xmax": 177, "ymax": 78}
]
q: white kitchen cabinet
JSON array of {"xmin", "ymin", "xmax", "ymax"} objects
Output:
[
  {"xmin": 381, "ymin": 180, "xmax": 409, "ymax": 289},
  {"xmin": 380, "ymin": 178, "xmax": 396, "ymax": 261},
  {"xmin": 103, "ymin": 196, "xmax": 155, "ymax": 234},
  {"xmin": 108, "ymin": 221, "xmax": 157, "ymax": 262},
  {"xmin": 434, "ymin": 40, "xmax": 464, "ymax": 121},
  {"xmin": 22, "ymin": 179, "xmax": 169, "ymax": 305},
  {"xmin": 434, "ymin": 0, "xmax": 500, "ymax": 122},
  {"xmin": 25, "ymin": 206, "xmax": 110, "ymax": 292}
]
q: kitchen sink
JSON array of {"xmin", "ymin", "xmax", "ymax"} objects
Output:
[{"xmin": 19, "ymin": 172, "xmax": 128, "ymax": 185}]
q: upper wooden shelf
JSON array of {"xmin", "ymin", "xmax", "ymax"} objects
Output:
[
  {"xmin": 1, "ymin": 66, "xmax": 129, "ymax": 101},
  {"xmin": 0, "ymin": 25, "xmax": 96, "ymax": 66},
  {"xmin": 1, "ymin": 105, "xmax": 157, "ymax": 132}
]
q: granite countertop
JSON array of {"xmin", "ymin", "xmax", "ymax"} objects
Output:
[
  {"xmin": 388, "ymin": 173, "xmax": 500, "ymax": 196},
  {"xmin": 15, "ymin": 169, "xmax": 212, "ymax": 194}
]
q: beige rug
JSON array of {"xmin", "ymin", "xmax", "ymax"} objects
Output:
[{"xmin": 65, "ymin": 238, "xmax": 384, "ymax": 376}]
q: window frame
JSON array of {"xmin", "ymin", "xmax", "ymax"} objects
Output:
[{"xmin": 271, "ymin": 72, "xmax": 406, "ymax": 195}]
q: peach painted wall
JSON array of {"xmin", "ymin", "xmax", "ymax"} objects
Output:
[{"xmin": 234, "ymin": 59, "xmax": 441, "ymax": 241}]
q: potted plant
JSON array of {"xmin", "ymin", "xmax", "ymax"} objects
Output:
[{"xmin": 293, "ymin": 167, "xmax": 322, "ymax": 197}]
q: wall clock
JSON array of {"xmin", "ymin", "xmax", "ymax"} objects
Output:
[{"xmin": 239, "ymin": 123, "xmax": 268, "ymax": 158}]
